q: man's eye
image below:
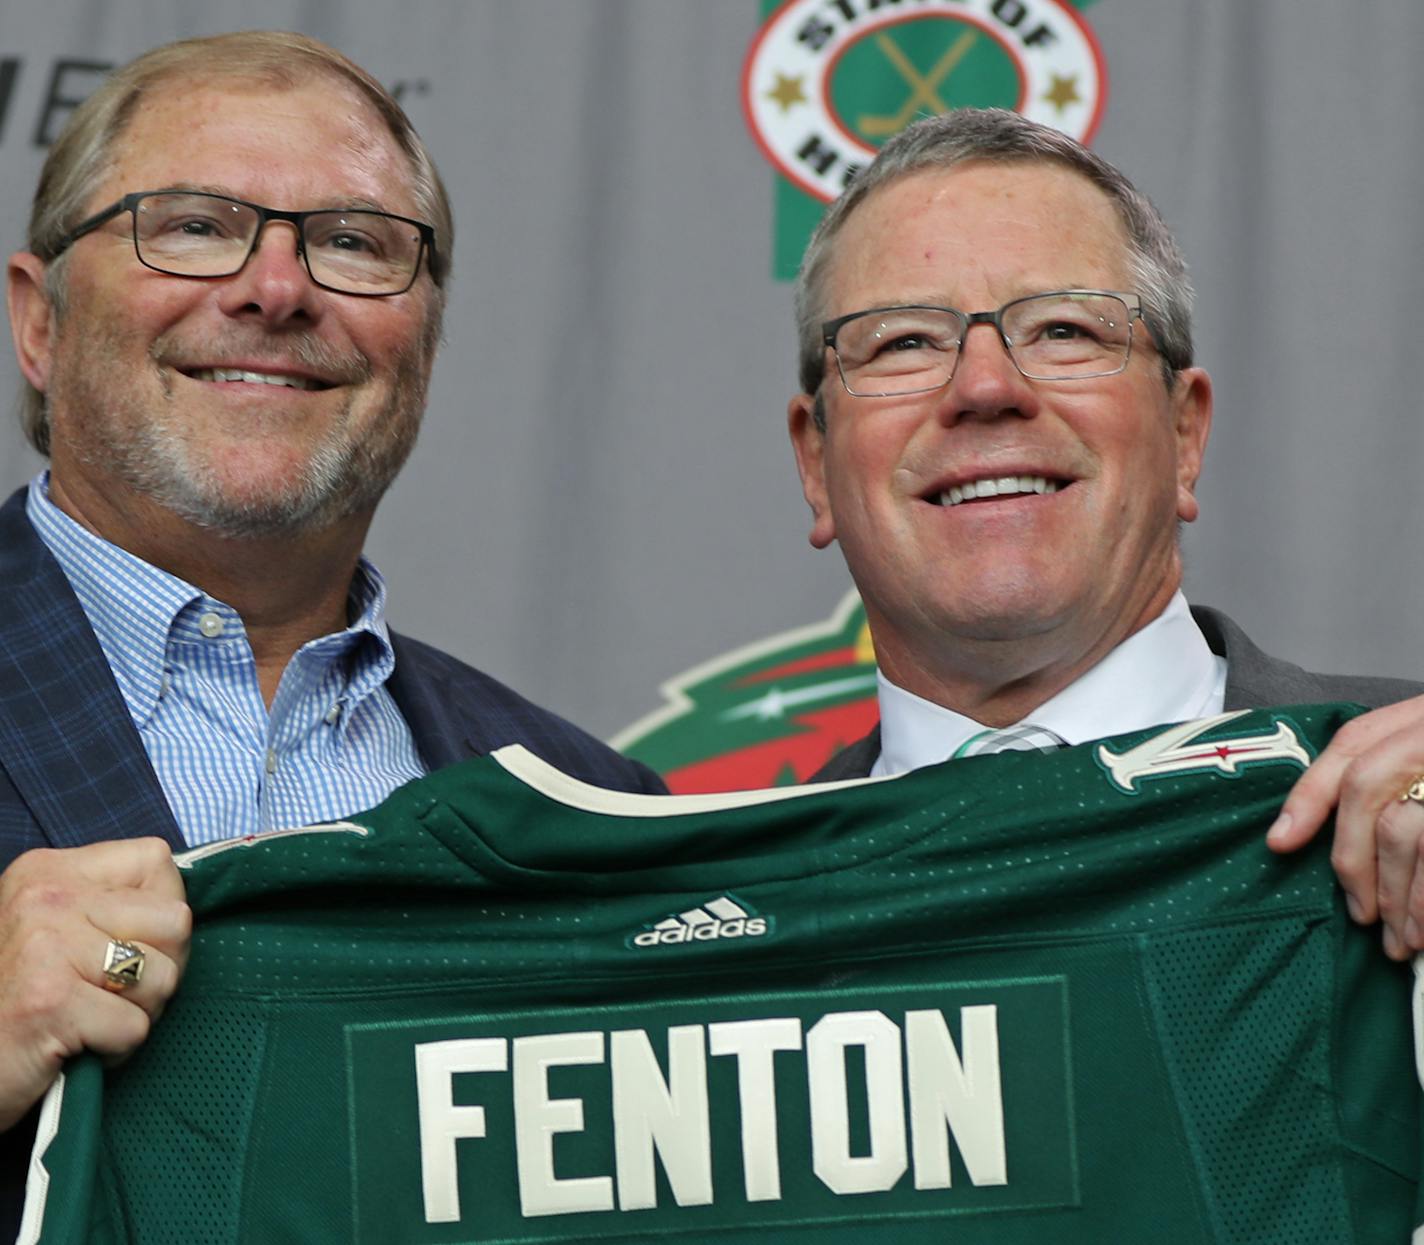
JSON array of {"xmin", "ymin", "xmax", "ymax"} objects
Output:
[
  {"xmin": 325, "ymin": 232, "xmax": 376, "ymax": 254},
  {"xmin": 167, "ymin": 216, "xmax": 227, "ymax": 238},
  {"xmin": 1043, "ymin": 321, "xmax": 1090, "ymax": 340},
  {"xmin": 884, "ymin": 333, "xmax": 933, "ymax": 351}
]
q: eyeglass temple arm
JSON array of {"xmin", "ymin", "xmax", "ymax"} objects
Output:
[{"xmin": 49, "ymin": 199, "xmax": 132, "ymax": 260}]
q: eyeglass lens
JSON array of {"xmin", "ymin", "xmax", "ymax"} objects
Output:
[
  {"xmin": 833, "ymin": 292, "xmax": 1134, "ymax": 395},
  {"xmin": 132, "ymin": 193, "xmax": 423, "ymax": 294}
]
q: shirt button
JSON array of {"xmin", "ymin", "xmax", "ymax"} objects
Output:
[
  {"xmin": 198, "ymin": 612, "xmax": 225, "ymax": 638},
  {"xmin": 264, "ymin": 748, "xmax": 278, "ymax": 774}
]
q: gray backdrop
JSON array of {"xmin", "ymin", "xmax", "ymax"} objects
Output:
[{"xmin": 1, "ymin": 1, "xmax": 1420, "ymax": 744}]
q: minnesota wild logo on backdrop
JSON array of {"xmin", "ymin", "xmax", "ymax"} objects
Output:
[
  {"xmin": 616, "ymin": 1, "xmax": 1108, "ymax": 791},
  {"xmin": 743, "ymin": 0, "xmax": 1106, "ymax": 278},
  {"xmin": 613, "ymin": 592, "xmax": 879, "ymax": 793}
]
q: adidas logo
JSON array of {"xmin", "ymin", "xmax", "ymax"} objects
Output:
[{"xmin": 630, "ymin": 895, "xmax": 771, "ymax": 949}]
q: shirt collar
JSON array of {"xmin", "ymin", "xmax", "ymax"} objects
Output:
[
  {"xmin": 25, "ymin": 471, "xmax": 397, "ymax": 728},
  {"xmin": 27, "ymin": 472, "xmax": 201, "ymax": 727},
  {"xmin": 873, "ymin": 591, "xmax": 1227, "ymax": 776}
]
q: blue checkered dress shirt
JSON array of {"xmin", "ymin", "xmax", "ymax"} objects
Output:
[{"xmin": 25, "ymin": 474, "xmax": 425, "ymax": 846}]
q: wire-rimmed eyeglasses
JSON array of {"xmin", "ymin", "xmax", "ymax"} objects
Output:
[
  {"xmin": 822, "ymin": 290, "xmax": 1145, "ymax": 396},
  {"xmin": 47, "ymin": 190, "xmax": 437, "ymax": 297}
]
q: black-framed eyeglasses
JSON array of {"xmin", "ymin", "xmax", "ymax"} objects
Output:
[
  {"xmin": 48, "ymin": 190, "xmax": 437, "ymax": 297},
  {"xmin": 822, "ymin": 290, "xmax": 1145, "ymax": 396}
]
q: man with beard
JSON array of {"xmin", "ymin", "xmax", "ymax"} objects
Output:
[{"xmin": 0, "ymin": 31, "xmax": 660, "ymax": 1235}]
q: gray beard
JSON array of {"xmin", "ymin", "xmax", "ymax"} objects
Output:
[
  {"xmin": 51, "ymin": 319, "xmax": 432, "ymax": 539},
  {"xmin": 117, "ymin": 388, "xmax": 421, "ymax": 538}
]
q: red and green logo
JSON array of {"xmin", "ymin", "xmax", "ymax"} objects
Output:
[
  {"xmin": 743, "ymin": 0, "xmax": 1107, "ymax": 278},
  {"xmin": 612, "ymin": 592, "xmax": 878, "ymax": 793}
]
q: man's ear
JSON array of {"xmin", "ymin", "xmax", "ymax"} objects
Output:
[
  {"xmin": 788, "ymin": 391, "xmax": 836, "ymax": 549},
  {"xmin": 1171, "ymin": 366, "xmax": 1213, "ymax": 524},
  {"xmin": 8, "ymin": 252, "xmax": 57, "ymax": 395}
]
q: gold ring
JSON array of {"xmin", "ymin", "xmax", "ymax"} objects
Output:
[
  {"xmin": 102, "ymin": 939, "xmax": 145, "ymax": 992},
  {"xmin": 1400, "ymin": 777, "xmax": 1424, "ymax": 805}
]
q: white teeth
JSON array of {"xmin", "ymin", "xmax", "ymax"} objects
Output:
[
  {"xmin": 190, "ymin": 368, "xmax": 318, "ymax": 390},
  {"xmin": 939, "ymin": 476, "xmax": 1061, "ymax": 506}
]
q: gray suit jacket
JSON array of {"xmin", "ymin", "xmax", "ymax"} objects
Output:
[{"xmin": 811, "ymin": 605, "xmax": 1424, "ymax": 781}]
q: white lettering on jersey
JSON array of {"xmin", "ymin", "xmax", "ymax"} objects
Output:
[
  {"xmin": 906, "ymin": 1007, "xmax": 1007, "ymax": 1188},
  {"xmin": 415, "ymin": 1038, "xmax": 508, "ymax": 1223},
  {"xmin": 513, "ymin": 1032, "xmax": 614, "ymax": 1217},
  {"xmin": 807, "ymin": 1011, "xmax": 908, "ymax": 1195},
  {"xmin": 611, "ymin": 1026, "xmax": 713, "ymax": 1210},
  {"xmin": 412, "ymin": 1004, "xmax": 1005, "ymax": 1222},
  {"xmin": 707, "ymin": 1017, "xmax": 804, "ymax": 1201}
]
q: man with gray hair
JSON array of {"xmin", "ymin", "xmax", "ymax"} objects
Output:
[
  {"xmin": 788, "ymin": 108, "xmax": 1424, "ymax": 950},
  {"xmin": 0, "ymin": 31, "xmax": 659, "ymax": 1235}
]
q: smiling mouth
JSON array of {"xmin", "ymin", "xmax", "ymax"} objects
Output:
[
  {"xmin": 185, "ymin": 367, "xmax": 331, "ymax": 391},
  {"xmin": 936, "ymin": 475, "xmax": 1063, "ymax": 507}
]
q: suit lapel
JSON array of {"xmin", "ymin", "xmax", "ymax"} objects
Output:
[
  {"xmin": 386, "ymin": 631, "xmax": 481, "ymax": 771},
  {"xmin": 0, "ymin": 489, "xmax": 182, "ymax": 850}
]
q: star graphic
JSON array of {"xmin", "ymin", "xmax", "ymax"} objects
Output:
[
  {"xmin": 1043, "ymin": 74, "xmax": 1081, "ymax": 113},
  {"xmin": 766, "ymin": 73, "xmax": 807, "ymax": 113},
  {"xmin": 753, "ymin": 688, "xmax": 787, "ymax": 721}
]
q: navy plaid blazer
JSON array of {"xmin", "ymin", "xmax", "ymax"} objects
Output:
[{"xmin": 0, "ymin": 485, "xmax": 664, "ymax": 1236}]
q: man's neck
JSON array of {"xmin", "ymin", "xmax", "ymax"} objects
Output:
[
  {"xmin": 872, "ymin": 592, "xmax": 1227, "ymax": 777},
  {"xmin": 872, "ymin": 582, "xmax": 1181, "ymax": 729},
  {"xmin": 48, "ymin": 475, "xmax": 368, "ymax": 706}
]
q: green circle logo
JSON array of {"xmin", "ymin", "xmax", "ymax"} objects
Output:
[{"xmin": 744, "ymin": 0, "xmax": 1107, "ymax": 202}]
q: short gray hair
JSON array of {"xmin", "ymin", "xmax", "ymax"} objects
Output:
[
  {"xmin": 19, "ymin": 30, "xmax": 453, "ymax": 455},
  {"xmin": 795, "ymin": 108, "xmax": 1193, "ymax": 410}
]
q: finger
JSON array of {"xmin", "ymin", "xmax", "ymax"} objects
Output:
[
  {"xmin": 1404, "ymin": 838, "xmax": 1424, "ymax": 952},
  {"xmin": 86, "ymin": 934, "xmax": 183, "ymax": 1024},
  {"xmin": 1268, "ymin": 721, "xmax": 1379, "ymax": 853},
  {"xmin": 1383, "ymin": 923, "xmax": 1406, "ymax": 962},
  {"xmin": 1374, "ymin": 798, "xmax": 1424, "ymax": 952},
  {"xmin": 1327, "ymin": 741, "xmax": 1424, "ymax": 926},
  {"xmin": 69, "ymin": 982, "xmax": 156, "ymax": 1061},
  {"xmin": 1269, "ymin": 702, "xmax": 1424, "ymax": 853},
  {"xmin": 65, "ymin": 836, "xmax": 187, "ymax": 901},
  {"xmin": 83, "ymin": 889, "xmax": 193, "ymax": 970},
  {"xmin": 1270, "ymin": 749, "xmax": 1378, "ymax": 921}
]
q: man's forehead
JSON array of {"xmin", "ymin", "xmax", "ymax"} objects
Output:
[
  {"xmin": 827, "ymin": 160, "xmax": 1131, "ymax": 305},
  {"xmin": 101, "ymin": 74, "xmax": 413, "ymax": 209}
]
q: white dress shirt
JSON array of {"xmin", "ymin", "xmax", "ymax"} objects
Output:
[{"xmin": 871, "ymin": 592, "xmax": 1228, "ymax": 777}]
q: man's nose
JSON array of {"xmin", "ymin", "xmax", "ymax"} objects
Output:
[
  {"xmin": 214, "ymin": 220, "xmax": 323, "ymax": 326},
  {"xmin": 937, "ymin": 322, "xmax": 1039, "ymax": 423}
]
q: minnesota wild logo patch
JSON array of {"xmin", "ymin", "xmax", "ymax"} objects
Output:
[
  {"xmin": 1096, "ymin": 711, "xmax": 1314, "ymax": 795},
  {"xmin": 744, "ymin": 0, "xmax": 1107, "ymax": 277}
]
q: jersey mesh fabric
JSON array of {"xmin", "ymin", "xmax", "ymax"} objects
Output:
[{"xmin": 103, "ymin": 999, "xmax": 266, "ymax": 1244}]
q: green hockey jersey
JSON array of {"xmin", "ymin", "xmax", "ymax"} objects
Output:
[{"xmin": 19, "ymin": 704, "xmax": 1421, "ymax": 1244}]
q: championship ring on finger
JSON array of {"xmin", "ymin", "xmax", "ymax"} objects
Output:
[{"xmin": 102, "ymin": 939, "xmax": 146, "ymax": 992}]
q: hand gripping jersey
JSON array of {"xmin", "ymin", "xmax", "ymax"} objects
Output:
[{"xmin": 20, "ymin": 705, "xmax": 1422, "ymax": 1244}]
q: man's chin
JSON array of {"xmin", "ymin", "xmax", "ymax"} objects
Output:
[
  {"xmin": 136, "ymin": 426, "xmax": 414, "ymax": 539},
  {"xmin": 141, "ymin": 459, "xmax": 378, "ymax": 540},
  {"xmin": 158, "ymin": 488, "xmax": 350, "ymax": 539}
]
